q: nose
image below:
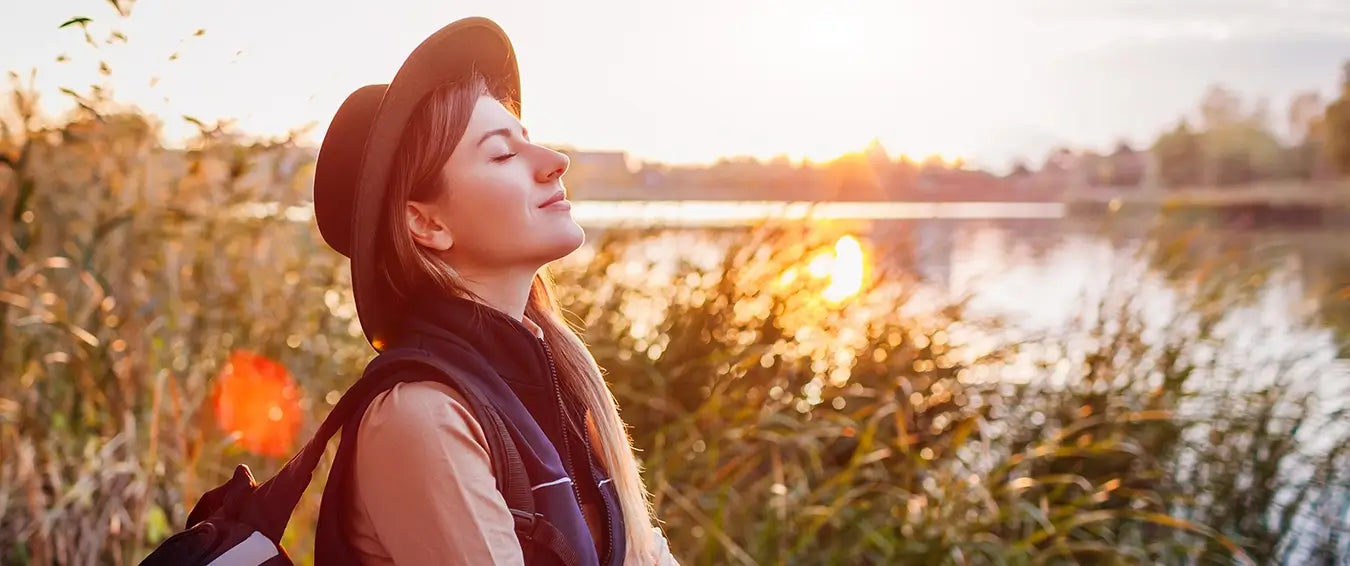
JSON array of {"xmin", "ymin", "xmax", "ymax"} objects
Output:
[{"xmin": 535, "ymin": 145, "xmax": 570, "ymax": 184}]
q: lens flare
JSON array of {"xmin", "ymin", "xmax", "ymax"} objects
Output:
[{"xmin": 213, "ymin": 350, "xmax": 302, "ymax": 458}]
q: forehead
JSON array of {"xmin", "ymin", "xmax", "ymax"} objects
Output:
[{"xmin": 465, "ymin": 96, "xmax": 520, "ymax": 133}]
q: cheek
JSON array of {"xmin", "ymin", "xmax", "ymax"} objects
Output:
[{"xmin": 444, "ymin": 175, "xmax": 532, "ymax": 236}]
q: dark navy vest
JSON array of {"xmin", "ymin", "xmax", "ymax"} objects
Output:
[{"xmin": 315, "ymin": 294, "xmax": 626, "ymax": 566}]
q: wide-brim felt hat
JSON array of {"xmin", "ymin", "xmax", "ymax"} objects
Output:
[{"xmin": 313, "ymin": 17, "xmax": 521, "ymax": 347}]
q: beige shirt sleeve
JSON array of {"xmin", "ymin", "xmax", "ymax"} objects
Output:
[
  {"xmin": 350, "ymin": 380, "xmax": 525, "ymax": 566},
  {"xmin": 652, "ymin": 527, "xmax": 681, "ymax": 565}
]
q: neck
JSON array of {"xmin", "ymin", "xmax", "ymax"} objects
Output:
[{"xmin": 456, "ymin": 265, "xmax": 537, "ymax": 321}]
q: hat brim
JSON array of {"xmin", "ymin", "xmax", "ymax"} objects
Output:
[{"xmin": 349, "ymin": 17, "xmax": 521, "ymax": 347}]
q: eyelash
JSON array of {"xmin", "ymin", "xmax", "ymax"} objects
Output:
[{"xmin": 492, "ymin": 153, "xmax": 517, "ymax": 163}]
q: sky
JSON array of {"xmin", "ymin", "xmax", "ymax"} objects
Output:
[{"xmin": 2, "ymin": 0, "xmax": 1349, "ymax": 170}]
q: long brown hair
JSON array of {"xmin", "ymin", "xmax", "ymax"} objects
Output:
[{"xmin": 373, "ymin": 72, "xmax": 657, "ymax": 564}]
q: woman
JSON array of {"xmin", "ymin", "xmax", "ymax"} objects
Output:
[{"xmin": 311, "ymin": 17, "xmax": 676, "ymax": 566}]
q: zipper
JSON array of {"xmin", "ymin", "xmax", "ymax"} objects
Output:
[
  {"xmin": 540, "ymin": 339, "xmax": 587, "ymax": 515},
  {"xmin": 539, "ymin": 338, "xmax": 614, "ymax": 566},
  {"xmin": 581, "ymin": 408, "xmax": 615, "ymax": 566},
  {"xmin": 597, "ymin": 463, "xmax": 616, "ymax": 566}
]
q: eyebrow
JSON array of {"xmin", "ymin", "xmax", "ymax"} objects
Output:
[{"xmin": 477, "ymin": 127, "xmax": 529, "ymax": 147}]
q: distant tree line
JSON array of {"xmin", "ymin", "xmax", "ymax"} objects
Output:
[{"xmin": 1045, "ymin": 61, "xmax": 1350, "ymax": 190}]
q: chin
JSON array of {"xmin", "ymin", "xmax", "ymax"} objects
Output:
[
  {"xmin": 540, "ymin": 222, "xmax": 586, "ymax": 263},
  {"xmin": 560, "ymin": 223, "xmax": 587, "ymax": 255}
]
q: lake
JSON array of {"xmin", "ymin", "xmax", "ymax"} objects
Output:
[{"xmin": 562, "ymin": 200, "xmax": 1348, "ymax": 357}]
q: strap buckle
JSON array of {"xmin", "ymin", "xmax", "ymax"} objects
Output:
[{"xmin": 510, "ymin": 509, "xmax": 541, "ymax": 539}]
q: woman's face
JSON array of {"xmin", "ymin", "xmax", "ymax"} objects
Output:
[{"xmin": 406, "ymin": 95, "xmax": 583, "ymax": 275}]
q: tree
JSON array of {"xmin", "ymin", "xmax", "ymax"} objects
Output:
[
  {"xmin": 888, "ymin": 155, "xmax": 920, "ymax": 199},
  {"xmin": 825, "ymin": 152, "xmax": 886, "ymax": 201},
  {"xmin": 1212, "ymin": 122, "xmax": 1283, "ymax": 186},
  {"xmin": 1324, "ymin": 62, "xmax": 1350, "ymax": 176},
  {"xmin": 1078, "ymin": 150, "xmax": 1107, "ymax": 187},
  {"xmin": 1041, "ymin": 147, "xmax": 1075, "ymax": 173},
  {"xmin": 1189, "ymin": 84, "xmax": 1284, "ymax": 185},
  {"xmin": 1107, "ymin": 140, "xmax": 1146, "ymax": 187},
  {"xmin": 1152, "ymin": 121, "xmax": 1202, "ymax": 187},
  {"xmin": 1289, "ymin": 91, "xmax": 1324, "ymax": 143},
  {"xmin": 1285, "ymin": 91, "xmax": 1327, "ymax": 180},
  {"xmin": 1199, "ymin": 84, "xmax": 1244, "ymax": 132}
]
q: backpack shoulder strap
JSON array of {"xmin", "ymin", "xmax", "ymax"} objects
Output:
[
  {"xmin": 248, "ymin": 347, "xmax": 534, "ymax": 540},
  {"xmin": 268, "ymin": 347, "xmax": 581, "ymax": 566},
  {"xmin": 357, "ymin": 351, "xmax": 581, "ymax": 566},
  {"xmin": 358, "ymin": 348, "xmax": 536, "ymax": 519}
]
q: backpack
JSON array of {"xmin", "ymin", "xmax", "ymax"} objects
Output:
[{"xmin": 138, "ymin": 348, "xmax": 583, "ymax": 566}]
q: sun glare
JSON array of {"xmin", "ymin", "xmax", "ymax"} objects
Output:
[
  {"xmin": 795, "ymin": 235, "xmax": 867, "ymax": 303},
  {"xmin": 807, "ymin": 252, "xmax": 836, "ymax": 278},
  {"xmin": 823, "ymin": 235, "xmax": 866, "ymax": 302}
]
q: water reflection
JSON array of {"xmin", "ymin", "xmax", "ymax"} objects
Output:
[
  {"xmin": 787, "ymin": 235, "xmax": 866, "ymax": 303},
  {"xmin": 604, "ymin": 211, "xmax": 1335, "ymax": 338}
]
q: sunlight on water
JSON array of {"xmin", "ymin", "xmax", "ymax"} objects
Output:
[
  {"xmin": 823, "ymin": 235, "xmax": 865, "ymax": 302},
  {"xmin": 807, "ymin": 251, "xmax": 834, "ymax": 278},
  {"xmin": 786, "ymin": 235, "xmax": 867, "ymax": 303}
]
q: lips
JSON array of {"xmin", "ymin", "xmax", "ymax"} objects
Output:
[{"xmin": 539, "ymin": 191, "xmax": 567, "ymax": 208}]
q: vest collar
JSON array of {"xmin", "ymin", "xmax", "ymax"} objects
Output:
[{"xmin": 392, "ymin": 291, "xmax": 550, "ymax": 389}]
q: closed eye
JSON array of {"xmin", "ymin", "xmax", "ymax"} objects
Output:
[{"xmin": 492, "ymin": 153, "xmax": 517, "ymax": 163}]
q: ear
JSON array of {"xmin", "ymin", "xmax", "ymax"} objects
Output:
[{"xmin": 406, "ymin": 200, "xmax": 454, "ymax": 252}]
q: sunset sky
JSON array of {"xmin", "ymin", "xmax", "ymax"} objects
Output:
[{"xmin": 3, "ymin": 0, "xmax": 1349, "ymax": 170}]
